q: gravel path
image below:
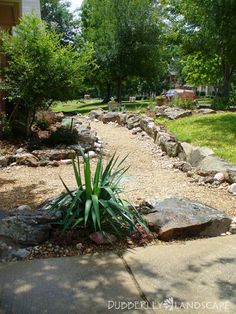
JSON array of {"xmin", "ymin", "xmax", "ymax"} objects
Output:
[{"xmin": 0, "ymin": 118, "xmax": 236, "ymax": 215}]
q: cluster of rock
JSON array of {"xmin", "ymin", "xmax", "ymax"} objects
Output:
[
  {"xmin": 155, "ymin": 105, "xmax": 216, "ymax": 120},
  {"xmin": 1, "ymin": 196, "xmax": 235, "ymax": 262},
  {"xmin": 156, "ymin": 106, "xmax": 192, "ymax": 120},
  {"xmin": 89, "ymin": 109, "xmax": 236, "ymax": 191},
  {"xmin": 0, "ymin": 120, "xmax": 102, "ymax": 168}
]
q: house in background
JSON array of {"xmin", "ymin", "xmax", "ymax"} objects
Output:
[{"xmin": 0, "ymin": 0, "xmax": 41, "ymax": 112}]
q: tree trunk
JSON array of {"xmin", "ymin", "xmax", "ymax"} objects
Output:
[
  {"xmin": 117, "ymin": 78, "xmax": 122, "ymax": 104},
  {"xmin": 102, "ymin": 83, "xmax": 111, "ymax": 103},
  {"xmin": 223, "ymin": 63, "xmax": 231, "ymax": 98}
]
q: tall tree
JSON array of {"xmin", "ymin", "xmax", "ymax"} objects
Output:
[
  {"xmin": 0, "ymin": 15, "xmax": 94, "ymax": 137},
  {"xmin": 81, "ymin": 0, "xmax": 163, "ymax": 102},
  {"xmin": 163, "ymin": 0, "xmax": 236, "ymax": 97},
  {"xmin": 41, "ymin": 0, "xmax": 80, "ymax": 45}
]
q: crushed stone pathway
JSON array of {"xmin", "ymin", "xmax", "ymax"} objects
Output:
[
  {"xmin": 90, "ymin": 120, "xmax": 236, "ymax": 216},
  {"xmin": 0, "ymin": 117, "xmax": 235, "ymax": 216}
]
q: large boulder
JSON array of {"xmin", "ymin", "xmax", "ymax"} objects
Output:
[
  {"xmin": 0, "ymin": 209, "xmax": 57, "ymax": 245},
  {"xmin": 188, "ymin": 146, "xmax": 215, "ymax": 167},
  {"xmin": 14, "ymin": 153, "xmax": 39, "ymax": 167},
  {"xmin": 89, "ymin": 108, "xmax": 105, "ymax": 120},
  {"xmin": 117, "ymin": 113, "xmax": 127, "ymax": 126},
  {"xmin": 197, "ymin": 156, "xmax": 229, "ymax": 174},
  {"xmin": 32, "ymin": 149, "xmax": 76, "ymax": 161},
  {"xmin": 76, "ymin": 125, "xmax": 98, "ymax": 145},
  {"xmin": 126, "ymin": 115, "xmax": 141, "ymax": 130},
  {"xmin": 178, "ymin": 142, "xmax": 195, "ymax": 161},
  {"xmin": 102, "ymin": 112, "xmax": 120, "ymax": 124},
  {"xmin": 140, "ymin": 117, "xmax": 156, "ymax": 138},
  {"xmin": 156, "ymin": 107, "xmax": 192, "ymax": 120},
  {"xmin": 158, "ymin": 132, "xmax": 181, "ymax": 157},
  {"xmin": 144, "ymin": 197, "xmax": 232, "ymax": 241}
]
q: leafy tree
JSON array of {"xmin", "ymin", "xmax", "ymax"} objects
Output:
[
  {"xmin": 81, "ymin": 0, "xmax": 163, "ymax": 102},
  {"xmin": 40, "ymin": 0, "xmax": 80, "ymax": 45},
  {"xmin": 163, "ymin": 0, "xmax": 236, "ymax": 98},
  {"xmin": 0, "ymin": 15, "xmax": 94, "ymax": 137},
  {"xmin": 181, "ymin": 53, "xmax": 221, "ymax": 89}
]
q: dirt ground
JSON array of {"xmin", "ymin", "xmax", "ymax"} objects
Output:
[{"xmin": 0, "ymin": 119, "xmax": 236, "ymax": 216}]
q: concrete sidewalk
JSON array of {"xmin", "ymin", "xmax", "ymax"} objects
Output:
[{"xmin": 0, "ymin": 235, "xmax": 236, "ymax": 314}]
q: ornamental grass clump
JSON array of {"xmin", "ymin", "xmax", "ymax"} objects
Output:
[{"xmin": 48, "ymin": 151, "xmax": 145, "ymax": 236}]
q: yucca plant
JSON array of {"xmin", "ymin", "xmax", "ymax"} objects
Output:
[{"xmin": 48, "ymin": 151, "xmax": 146, "ymax": 236}]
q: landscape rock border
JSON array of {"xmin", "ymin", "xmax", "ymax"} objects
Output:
[
  {"xmin": 89, "ymin": 108, "xmax": 236, "ymax": 189},
  {"xmin": 0, "ymin": 118, "xmax": 103, "ymax": 168}
]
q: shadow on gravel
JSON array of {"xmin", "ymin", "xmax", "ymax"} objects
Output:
[{"xmin": 0, "ymin": 181, "xmax": 53, "ymax": 209}]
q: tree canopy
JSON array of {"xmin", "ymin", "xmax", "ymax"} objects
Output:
[
  {"xmin": 40, "ymin": 0, "xmax": 80, "ymax": 44},
  {"xmin": 163, "ymin": 0, "xmax": 236, "ymax": 97},
  {"xmin": 81, "ymin": 0, "xmax": 165, "ymax": 101},
  {"xmin": 0, "ymin": 15, "xmax": 94, "ymax": 136}
]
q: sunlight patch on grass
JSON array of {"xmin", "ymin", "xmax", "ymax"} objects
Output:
[
  {"xmin": 156, "ymin": 112, "xmax": 236, "ymax": 163},
  {"xmin": 52, "ymin": 99, "xmax": 155, "ymax": 114}
]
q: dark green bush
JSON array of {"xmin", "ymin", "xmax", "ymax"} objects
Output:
[
  {"xmin": 46, "ymin": 126, "xmax": 78, "ymax": 146},
  {"xmin": 212, "ymin": 97, "xmax": 230, "ymax": 110}
]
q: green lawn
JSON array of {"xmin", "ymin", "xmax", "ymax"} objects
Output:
[
  {"xmin": 156, "ymin": 112, "xmax": 236, "ymax": 163},
  {"xmin": 52, "ymin": 99, "xmax": 155, "ymax": 114},
  {"xmin": 52, "ymin": 99, "xmax": 104, "ymax": 113}
]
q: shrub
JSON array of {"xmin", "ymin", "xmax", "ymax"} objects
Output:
[
  {"xmin": 171, "ymin": 97, "xmax": 196, "ymax": 110},
  {"xmin": 1, "ymin": 15, "xmax": 94, "ymax": 138},
  {"xmin": 48, "ymin": 152, "xmax": 146, "ymax": 236},
  {"xmin": 46, "ymin": 126, "xmax": 78, "ymax": 146},
  {"xmin": 212, "ymin": 97, "xmax": 230, "ymax": 110}
]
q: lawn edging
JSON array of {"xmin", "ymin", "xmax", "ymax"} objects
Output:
[{"xmin": 90, "ymin": 108, "xmax": 236, "ymax": 185}]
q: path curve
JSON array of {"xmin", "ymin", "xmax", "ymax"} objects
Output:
[
  {"xmin": 0, "ymin": 118, "xmax": 235, "ymax": 216},
  {"xmin": 91, "ymin": 120, "xmax": 236, "ymax": 216}
]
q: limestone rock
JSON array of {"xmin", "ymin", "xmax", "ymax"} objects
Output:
[
  {"xmin": 140, "ymin": 117, "xmax": 156, "ymax": 138},
  {"xmin": 189, "ymin": 147, "xmax": 215, "ymax": 167},
  {"xmin": 178, "ymin": 142, "xmax": 195, "ymax": 161},
  {"xmin": 197, "ymin": 156, "xmax": 228, "ymax": 174},
  {"xmin": 76, "ymin": 125, "xmax": 98, "ymax": 145},
  {"xmin": 89, "ymin": 108, "xmax": 105, "ymax": 120},
  {"xmin": 102, "ymin": 112, "xmax": 120, "ymax": 124},
  {"xmin": 196, "ymin": 108, "xmax": 216, "ymax": 115},
  {"xmin": 158, "ymin": 132, "xmax": 180, "ymax": 157},
  {"xmin": 14, "ymin": 153, "xmax": 39, "ymax": 167},
  {"xmin": 0, "ymin": 206, "xmax": 61, "ymax": 246},
  {"xmin": 226, "ymin": 165, "xmax": 236, "ymax": 183},
  {"xmin": 228, "ymin": 183, "xmax": 236, "ymax": 195},
  {"xmin": 144, "ymin": 197, "xmax": 232, "ymax": 241},
  {"xmin": 15, "ymin": 148, "xmax": 25, "ymax": 154},
  {"xmin": 32, "ymin": 149, "xmax": 76, "ymax": 161},
  {"xmin": 156, "ymin": 107, "xmax": 192, "ymax": 120}
]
